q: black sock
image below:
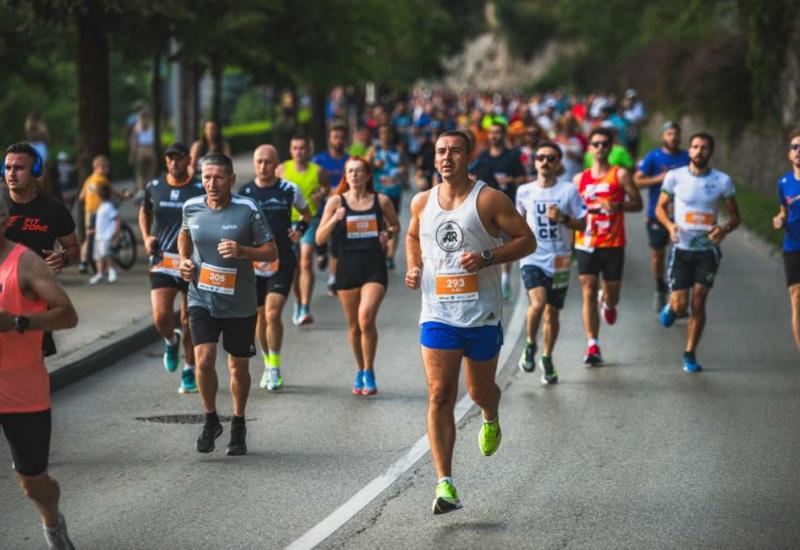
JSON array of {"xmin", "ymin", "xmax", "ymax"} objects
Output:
[
  {"xmin": 205, "ymin": 411, "xmax": 220, "ymax": 426},
  {"xmin": 683, "ymin": 351, "xmax": 695, "ymax": 361},
  {"xmin": 656, "ymin": 279, "xmax": 668, "ymax": 292},
  {"xmin": 231, "ymin": 415, "xmax": 245, "ymax": 427}
]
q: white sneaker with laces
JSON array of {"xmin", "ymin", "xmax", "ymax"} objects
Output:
[
  {"xmin": 43, "ymin": 513, "xmax": 76, "ymax": 550},
  {"xmin": 108, "ymin": 268, "xmax": 118, "ymax": 283},
  {"xmin": 89, "ymin": 273, "xmax": 103, "ymax": 285}
]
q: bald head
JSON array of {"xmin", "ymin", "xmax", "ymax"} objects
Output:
[{"xmin": 253, "ymin": 144, "xmax": 279, "ymax": 185}]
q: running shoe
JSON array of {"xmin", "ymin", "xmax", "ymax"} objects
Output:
[
  {"xmin": 479, "ymin": 418, "xmax": 502, "ymax": 456},
  {"xmin": 164, "ymin": 329, "xmax": 182, "ymax": 373},
  {"xmin": 292, "ymin": 303, "xmax": 300, "ymax": 326},
  {"xmin": 362, "ymin": 370, "xmax": 378, "ymax": 396},
  {"xmin": 653, "ymin": 290, "xmax": 667, "ymax": 312},
  {"xmin": 316, "ymin": 253, "xmax": 329, "ymax": 271},
  {"xmin": 518, "ymin": 342, "xmax": 536, "ymax": 373},
  {"xmin": 296, "ymin": 304, "xmax": 314, "ymax": 326},
  {"xmin": 432, "ymin": 480, "xmax": 462, "ymax": 515},
  {"xmin": 226, "ymin": 422, "xmax": 247, "ymax": 456},
  {"xmin": 659, "ymin": 303, "xmax": 677, "ymax": 328},
  {"xmin": 88, "ymin": 273, "xmax": 103, "ymax": 285},
  {"xmin": 78, "ymin": 261, "xmax": 89, "ymax": 274},
  {"xmin": 386, "ymin": 257, "xmax": 396, "ymax": 270},
  {"xmin": 178, "ymin": 367, "xmax": 198, "ymax": 394},
  {"xmin": 266, "ymin": 367, "xmax": 284, "ymax": 391},
  {"xmin": 502, "ymin": 281, "xmax": 512, "ymax": 302},
  {"xmin": 327, "ymin": 277, "xmax": 337, "ymax": 297},
  {"xmin": 353, "ymin": 370, "xmax": 364, "ymax": 395},
  {"xmin": 682, "ymin": 352, "xmax": 703, "ymax": 374},
  {"xmin": 539, "ymin": 356, "xmax": 558, "ymax": 385},
  {"xmin": 584, "ymin": 344, "xmax": 603, "ymax": 367},
  {"xmin": 108, "ymin": 267, "xmax": 118, "ymax": 283},
  {"xmin": 43, "ymin": 513, "xmax": 75, "ymax": 550},
  {"xmin": 196, "ymin": 422, "xmax": 223, "ymax": 453},
  {"xmin": 602, "ymin": 302, "xmax": 617, "ymax": 325}
]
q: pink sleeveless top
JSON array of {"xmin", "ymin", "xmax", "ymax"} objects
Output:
[{"xmin": 0, "ymin": 244, "xmax": 49, "ymax": 413}]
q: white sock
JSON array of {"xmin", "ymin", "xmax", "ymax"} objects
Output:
[
  {"xmin": 437, "ymin": 476, "xmax": 453, "ymax": 485},
  {"xmin": 183, "ymin": 363, "xmax": 194, "ymax": 372},
  {"xmin": 501, "ymin": 272, "xmax": 510, "ymax": 286},
  {"xmin": 164, "ymin": 335, "xmax": 177, "ymax": 346},
  {"xmin": 482, "ymin": 415, "xmax": 497, "ymax": 424},
  {"xmin": 588, "ymin": 338, "xmax": 599, "ymax": 347},
  {"xmin": 327, "ymin": 274, "xmax": 335, "ymax": 285}
]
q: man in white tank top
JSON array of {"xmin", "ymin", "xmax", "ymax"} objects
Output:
[{"xmin": 406, "ymin": 130, "xmax": 535, "ymax": 514}]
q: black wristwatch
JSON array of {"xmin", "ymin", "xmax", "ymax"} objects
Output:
[
  {"xmin": 14, "ymin": 315, "xmax": 30, "ymax": 333},
  {"xmin": 480, "ymin": 249, "xmax": 494, "ymax": 266},
  {"xmin": 560, "ymin": 213, "xmax": 571, "ymax": 225}
]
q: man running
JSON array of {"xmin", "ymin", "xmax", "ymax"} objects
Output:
[
  {"xmin": 139, "ymin": 142, "xmax": 205, "ymax": 393},
  {"xmin": 178, "ymin": 153, "xmax": 276, "ymax": 455},
  {"xmin": 468, "ymin": 121, "xmax": 528, "ymax": 300},
  {"xmin": 277, "ymin": 136, "xmax": 330, "ymax": 325},
  {"xmin": 241, "ymin": 145, "xmax": 312, "ymax": 391},
  {"xmin": 574, "ymin": 127, "xmax": 642, "ymax": 366},
  {"xmin": 3, "ymin": 143, "xmax": 79, "ymax": 358},
  {"xmin": 0, "ymin": 188, "xmax": 79, "ymax": 549},
  {"xmin": 656, "ymin": 132, "xmax": 740, "ymax": 373},
  {"xmin": 773, "ymin": 129, "xmax": 800, "ymax": 351},
  {"xmin": 634, "ymin": 122, "xmax": 690, "ymax": 310},
  {"xmin": 367, "ymin": 124, "xmax": 407, "ymax": 270},
  {"xmin": 406, "ymin": 130, "xmax": 535, "ymax": 514},
  {"xmin": 312, "ymin": 125, "xmax": 349, "ymax": 295},
  {"xmin": 516, "ymin": 142, "xmax": 587, "ymax": 384}
]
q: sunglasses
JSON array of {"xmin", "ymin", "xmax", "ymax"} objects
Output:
[
  {"xmin": 535, "ymin": 154, "xmax": 558, "ymax": 163},
  {"xmin": 591, "ymin": 141, "xmax": 611, "ymax": 149},
  {"xmin": 790, "ymin": 144, "xmax": 800, "ymax": 151}
]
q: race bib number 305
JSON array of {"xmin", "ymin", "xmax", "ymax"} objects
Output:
[
  {"xmin": 435, "ymin": 272, "xmax": 479, "ymax": 302},
  {"xmin": 346, "ymin": 214, "xmax": 379, "ymax": 239},
  {"xmin": 198, "ymin": 263, "xmax": 237, "ymax": 295}
]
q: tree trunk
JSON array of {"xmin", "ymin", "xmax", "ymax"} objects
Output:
[
  {"xmin": 179, "ymin": 61, "xmax": 196, "ymax": 144},
  {"xmin": 211, "ymin": 55, "xmax": 223, "ymax": 124},
  {"xmin": 76, "ymin": 8, "xmax": 110, "ymax": 183},
  {"xmin": 151, "ymin": 53, "xmax": 162, "ymax": 165},
  {"xmin": 310, "ymin": 85, "xmax": 327, "ymax": 154},
  {"xmin": 192, "ymin": 63, "xmax": 202, "ymax": 137}
]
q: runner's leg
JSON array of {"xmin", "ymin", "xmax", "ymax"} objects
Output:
[
  {"xmin": 179, "ymin": 292, "xmax": 195, "ymax": 366},
  {"xmin": 422, "ymin": 347, "xmax": 462, "ymax": 479},
  {"xmin": 686, "ymin": 283, "xmax": 710, "ymax": 353},
  {"xmin": 357, "ymin": 282, "xmax": 386, "ymax": 372},
  {"xmin": 151, "ymin": 287, "xmax": 180, "ymax": 340},
  {"xmin": 600, "ymin": 279, "xmax": 621, "ymax": 308},
  {"xmin": 526, "ymin": 287, "xmax": 547, "ymax": 343},
  {"xmin": 542, "ymin": 305, "xmax": 560, "ymax": 356},
  {"xmin": 299, "ymin": 243, "xmax": 315, "ymax": 307},
  {"xmin": 228, "ymin": 355, "xmax": 251, "ymax": 417},
  {"xmin": 580, "ymin": 274, "xmax": 600, "ymax": 340},
  {"xmin": 790, "ymin": 283, "xmax": 800, "ymax": 350},
  {"xmin": 464, "ymin": 355, "xmax": 501, "ymax": 422},
  {"xmin": 338, "ymin": 288, "xmax": 365, "ymax": 370},
  {"xmin": 16, "ymin": 472, "xmax": 60, "ymax": 528},
  {"xmin": 265, "ymin": 293, "xmax": 287, "ymax": 354},
  {"xmin": 195, "ymin": 343, "xmax": 218, "ymax": 413}
]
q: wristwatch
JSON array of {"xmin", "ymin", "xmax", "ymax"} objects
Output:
[
  {"xmin": 480, "ymin": 249, "xmax": 494, "ymax": 266},
  {"xmin": 13, "ymin": 315, "xmax": 30, "ymax": 333},
  {"xmin": 560, "ymin": 213, "xmax": 571, "ymax": 225}
]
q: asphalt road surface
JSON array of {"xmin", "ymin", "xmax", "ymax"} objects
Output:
[{"xmin": 2, "ymin": 204, "xmax": 799, "ymax": 549}]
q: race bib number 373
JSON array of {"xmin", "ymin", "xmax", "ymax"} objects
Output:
[{"xmin": 198, "ymin": 263, "xmax": 237, "ymax": 295}]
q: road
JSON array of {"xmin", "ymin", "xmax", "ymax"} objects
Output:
[{"xmin": 2, "ymin": 200, "xmax": 799, "ymax": 549}]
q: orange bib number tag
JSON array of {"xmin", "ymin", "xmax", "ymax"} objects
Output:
[
  {"xmin": 253, "ymin": 259, "xmax": 280, "ymax": 278},
  {"xmin": 684, "ymin": 210, "xmax": 714, "ymax": 231},
  {"xmin": 552, "ymin": 254, "xmax": 572, "ymax": 289},
  {"xmin": 435, "ymin": 272, "xmax": 479, "ymax": 302},
  {"xmin": 150, "ymin": 252, "xmax": 181, "ymax": 277},
  {"xmin": 346, "ymin": 214, "xmax": 379, "ymax": 239},
  {"xmin": 198, "ymin": 263, "xmax": 237, "ymax": 295}
]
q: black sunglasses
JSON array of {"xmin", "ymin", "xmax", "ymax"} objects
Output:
[
  {"xmin": 591, "ymin": 141, "xmax": 611, "ymax": 149},
  {"xmin": 790, "ymin": 144, "xmax": 800, "ymax": 151},
  {"xmin": 535, "ymin": 154, "xmax": 558, "ymax": 163}
]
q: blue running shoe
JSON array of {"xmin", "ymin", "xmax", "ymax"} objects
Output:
[
  {"xmin": 362, "ymin": 370, "xmax": 377, "ymax": 396},
  {"xmin": 179, "ymin": 367, "xmax": 198, "ymax": 394},
  {"xmin": 164, "ymin": 329, "xmax": 181, "ymax": 372},
  {"xmin": 683, "ymin": 352, "xmax": 703, "ymax": 373},
  {"xmin": 659, "ymin": 304, "xmax": 676, "ymax": 328},
  {"xmin": 353, "ymin": 371, "xmax": 364, "ymax": 395}
]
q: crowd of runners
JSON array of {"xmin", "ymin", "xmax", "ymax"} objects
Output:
[{"xmin": 2, "ymin": 88, "xmax": 800, "ymax": 547}]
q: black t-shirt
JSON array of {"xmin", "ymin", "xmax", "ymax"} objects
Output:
[
  {"xmin": 143, "ymin": 175, "xmax": 205, "ymax": 254},
  {"xmin": 468, "ymin": 147, "xmax": 525, "ymax": 189},
  {"xmin": 5, "ymin": 194, "xmax": 76, "ymax": 257},
  {"xmin": 239, "ymin": 179, "xmax": 305, "ymax": 254}
]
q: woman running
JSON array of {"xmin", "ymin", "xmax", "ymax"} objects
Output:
[{"xmin": 316, "ymin": 157, "xmax": 400, "ymax": 396}]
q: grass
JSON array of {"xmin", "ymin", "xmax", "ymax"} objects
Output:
[{"xmin": 736, "ymin": 184, "xmax": 782, "ymax": 249}]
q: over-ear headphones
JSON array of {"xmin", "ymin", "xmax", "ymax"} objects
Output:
[{"xmin": 1, "ymin": 146, "xmax": 44, "ymax": 178}]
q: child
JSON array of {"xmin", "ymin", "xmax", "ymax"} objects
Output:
[
  {"xmin": 89, "ymin": 184, "xmax": 119, "ymax": 284},
  {"xmin": 78, "ymin": 155, "xmax": 111, "ymax": 272}
]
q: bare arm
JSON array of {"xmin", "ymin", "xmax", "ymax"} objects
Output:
[
  {"xmin": 138, "ymin": 205, "xmax": 158, "ymax": 254},
  {"xmin": 218, "ymin": 239, "xmax": 277, "ymax": 262},
  {"xmin": 774, "ymin": 205, "xmax": 788, "ymax": 229},
  {"xmin": 708, "ymin": 196, "xmax": 740, "ymax": 244},
  {"xmin": 178, "ymin": 228, "xmax": 195, "ymax": 281},
  {"xmin": 404, "ymin": 191, "xmax": 428, "ymax": 289},
  {"xmin": 43, "ymin": 232, "xmax": 80, "ymax": 274},
  {"xmin": 633, "ymin": 169, "xmax": 667, "ymax": 188},
  {"xmin": 315, "ymin": 195, "xmax": 343, "ymax": 246},
  {"xmin": 378, "ymin": 194, "xmax": 401, "ymax": 247},
  {"xmin": 619, "ymin": 168, "xmax": 643, "ymax": 212}
]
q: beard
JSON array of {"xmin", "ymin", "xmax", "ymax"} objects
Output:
[{"xmin": 691, "ymin": 156, "xmax": 709, "ymax": 169}]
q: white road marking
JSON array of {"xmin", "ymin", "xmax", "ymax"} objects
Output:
[{"xmin": 284, "ymin": 293, "xmax": 528, "ymax": 550}]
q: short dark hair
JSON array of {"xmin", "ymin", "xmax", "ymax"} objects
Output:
[
  {"xmin": 689, "ymin": 132, "xmax": 715, "ymax": 152},
  {"xmin": 789, "ymin": 128, "xmax": 800, "ymax": 142},
  {"xmin": 200, "ymin": 152, "xmax": 233, "ymax": 174},
  {"xmin": 588, "ymin": 127, "xmax": 614, "ymax": 143},
  {"xmin": 5, "ymin": 142, "xmax": 39, "ymax": 162},
  {"xmin": 290, "ymin": 135, "xmax": 309, "ymax": 144},
  {"xmin": 437, "ymin": 129, "xmax": 473, "ymax": 155},
  {"xmin": 330, "ymin": 124, "xmax": 348, "ymax": 135},
  {"xmin": 536, "ymin": 141, "xmax": 563, "ymax": 160},
  {"xmin": 98, "ymin": 183, "xmax": 112, "ymax": 200}
]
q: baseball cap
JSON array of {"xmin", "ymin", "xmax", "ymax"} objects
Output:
[
  {"xmin": 661, "ymin": 121, "xmax": 681, "ymax": 133},
  {"xmin": 164, "ymin": 143, "xmax": 189, "ymax": 156}
]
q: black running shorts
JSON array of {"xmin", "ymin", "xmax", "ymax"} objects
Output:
[
  {"xmin": 784, "ymin": 251, "xmax": 800, "ymax": 287},
  {"xmin": 150, "ymin": 272, "xmax": 189, "ymax": 292},
  {"xmin": 336, "ymin": 251, "xmax": 388, "ymax": 291},
  {"xmin": 256, "ymin": 253, "xmax": 296, "ymax": 305},
  {"xmin": 668, "ymin": 247, "xmax": 721, "ymax": 290},
  {"xmin": 576, "ymin": 247, "xmax": 625, "ymax": 281},
  {"xmin": 0, "ymin": 409, "xmax": 51, "ymax": 477},
  {"xmin": 188, "ymin": 307, "xmax": 257, "ymax": 358},
  {"xmin": 646, "ymin": 219, "xmax": 670, "ymax": 250}
]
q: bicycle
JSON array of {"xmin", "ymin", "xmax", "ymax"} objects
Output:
[{"xmin": 87, "ymin": 220, "xmax": 138, "ymax": 273}]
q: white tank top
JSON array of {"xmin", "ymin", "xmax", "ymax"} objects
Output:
[{"xmin": 419, "ymin": 180, "xmax": 503, "ymax": 327}]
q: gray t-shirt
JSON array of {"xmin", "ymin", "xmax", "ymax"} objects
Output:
[{"xmin": 182, "ymin": 194, "xmax": 273, "ymax": 318}]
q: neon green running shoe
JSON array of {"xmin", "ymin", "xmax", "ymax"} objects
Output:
[
  {"xmin": 479, "ymin": 418, "xmax": 502, "ymax": 456},
  {"xmin": 432, "ymin": 480, "xmax": 462, "ymax": 515}
]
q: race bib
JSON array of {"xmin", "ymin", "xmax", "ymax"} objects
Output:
[
  {"xmin": 198, "ymin": 263, "xmax": 237, "ymax": 295},
  {"xmin": 346, "ymin": 214, "xmax": 379, "ymax": 239},
  {"xmin": 683, "ymin": 210, "xmax": 715, "ymax": 231},
  {"xmin": 435, "ymin": 271, "xmax": 479, "ymax": 302},
  {"xmin": 552, "ymin": 254, "xmax": 572, "ymax": 289},
  {"xmin": 150, "ymin": 252, "xmax": 181, "ymax": 277},
  {"xmin": 253, "ymin": 259, "xmax": 280, "ymax": 278}
]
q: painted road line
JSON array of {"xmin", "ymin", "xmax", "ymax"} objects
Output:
[{"xmin": 284, "ymin": 291, "xmax": 528, "ymax": 550}]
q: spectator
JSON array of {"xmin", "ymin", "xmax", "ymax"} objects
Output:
[
  {"xmin": 89, "ymin": 184, "xmax": 119, "ymax": 284},
  {"xmin": 189, "ymin": 120, "xmax": 231, "ymax": 174},
  {"xmin": 24, "ymin": 111, "xmax": 49, "ymax": 162},
  {"xmin": 129, "ymin": 106, "xmax": 158, "ymax": 200}
]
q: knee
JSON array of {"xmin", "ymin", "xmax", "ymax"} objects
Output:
[
  {"xmin": 195, "ymin": 350, "xmax": 215, "ymax": 370},
  {"xmin": 348, "ymin": 319, "xmax": 361, "ymax": 337},
  {"xmin": 265, "ymin": 307, "xmax": 281, "ymax": 325},
  {"xmin": 154, "ymin": 310, "xmax": 172, "ymax": 330},
  {"xmin": 691, "ymin": 293, "xmax": 707, "ymax": 313},
  {"xmin": 544, "ymin": 306, "xmax": 559, "ymax": 324},
  {"xmin": 228, "ymin": 361, "xmax": 249, "ymax": 376},
  {"xmin": 468, "ymin": 383, "xmax": 498, "ymax": 406},
  {"xmin": 358, "ymin": 313, "xmax": 376, "ymax": 333},
  {"xmin": 428, "ymin": 385, "xmax": 456, "ymax": 411}
]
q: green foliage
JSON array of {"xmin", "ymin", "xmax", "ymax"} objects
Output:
[
  {"xmin": 736, "ymin": 184, "xmax": 783, "ymax": 249},
  {"xmin": 230, "ymin": 89, "xmax": 272, "ymax": 126}
]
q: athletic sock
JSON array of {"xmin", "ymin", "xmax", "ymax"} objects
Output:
[
  {"xmin": 327, "ymin": 274, "xmax": 335, "ymax": 285},
  {"xmin": 183, "ymin": 363, "xmax": 194, "ymax": 372},
  {"xmin": 205, "ymin": 411, "xmax": 220, "ymax": 426},
  {"xmin": 269, "ymin": 351, "xmax": 281, "ymax": 368},
  {"xmin": 437, "ymin": 476, "xmax": 453, "ymax": 485},
  {"xmin": 588, "ymin": 338, "xmax": 599, "ymax": 347},
  {"xmin": 231, "ymin": 415, "xmax": 245, "ymax": 427},
  {"xmin": 482, "ymin": 415, "xmax": 497, "ymax": 424},
  {"xmin": 262, "ymin": 351, "xmax": 270, "ymax": 365},
  {"xmin": 164, "ymin": 335, "xmax": 177, "ymax": 346}
]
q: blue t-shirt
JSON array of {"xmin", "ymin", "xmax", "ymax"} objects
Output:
[
  {"xmin": 637, "ymin": 148, "xmax": 690, "ymax": 219},
  {"xmin": 778, "ymin": 171, "xmax": 800, "ymax": 252},
  {"xmin": 312, "ymin": 151, "xmax": 349, "ymax": 189}
]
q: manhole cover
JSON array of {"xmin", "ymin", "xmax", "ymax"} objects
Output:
[{"xmin": 135, "ymin": 414, "xmax": 246, "ymax": 425}]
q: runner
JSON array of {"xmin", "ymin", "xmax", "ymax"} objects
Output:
[
  {"xmin": 240, "ymin": 145, "xmax": 312, "ymax": 391},
  {"xmin": 312, "ymin": 125, "xmax": 350, "ymax": 296},
  {"xmin": 656, "ymin": 132, "xmax": 740, "ymax": 372},
  {"xmin": 773, "ymin": 129, "xmax": 800, "ymax": 350},
  {"xmin": 3, "ymin": 142, "xmax": 79, "ymax": 358},
  {"xmin": 276, "ymin": 136, "xmax": 330, "ymax": 325},
  {"xmin": 367, "ymin": 124, "xmax": 407, "ymax": 270},
  {"xmin": 634, "ymin": 121, "xmax": 690, "ymax": 310},
  {"xmin": 574, "ymin": 127, "xmax": 643, "ymax": 366},
  {"xmin": 468, "ymin": 121, "xmax": 528, "ymax": 301},
  {"xmin": 178, "ymin": 153, "xmax": 276, "ymax": 455},
  {"xmin": 316, "ymin": 157, "xmax": 400, "ymax": 396},
  {"xmin": 0, "ymin": 188, "xmax": 79, "ymax": 549},
  {"xmin": 516, "ymin": 142, "xmax": 587, "ymax": 384},
  {"xmin": 139, "ymin": 142, "xmax": 205, "ymax": 393},
  {"xmin": 406, "ymin": 130, "xmax": 535, "ymax": 514}
]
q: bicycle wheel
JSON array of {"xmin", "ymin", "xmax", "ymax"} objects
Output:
[{"xmin": 114, "ymin": 222, "xmax": 138, "ymax": 270}]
